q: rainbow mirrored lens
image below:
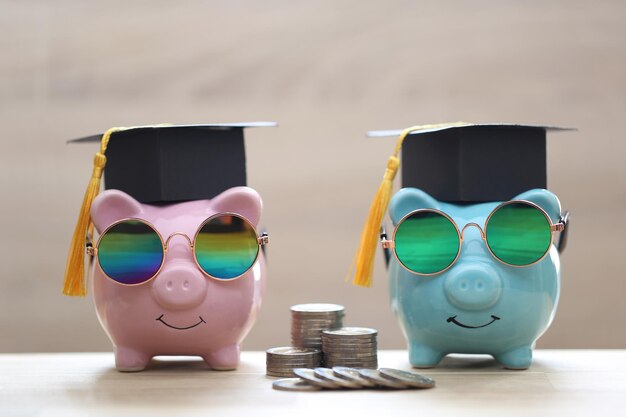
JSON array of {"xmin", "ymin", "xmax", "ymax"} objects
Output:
[
  {"xmin": 394, "ymin": 211, "xmax": 460, "ymax": 275},
  {"xmin": 194, "ymin": 214, "xmax": 259, "ymax": 280},
  {"xmin": 97, "ymin": 220, "xmax": 164, "ymax": 285},
  {"xmin": 486, "ymin": 202, "xmax": 552, "ymax": 266}
]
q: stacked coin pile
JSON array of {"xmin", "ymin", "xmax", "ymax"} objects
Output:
[
  {"xmin": 272, "ymin": 367, "xmax": 435, "ymax": 391},
  {"xmin": 321, "ymin": 327, "xmax": 378, "ymax": 369},
  {"xmin": 266, "ymin": 347, "xmax": 322, "ymax": 378},
  {"xmin": 290, "ymin": 303, "xmax": 345, "ymax": 350}
]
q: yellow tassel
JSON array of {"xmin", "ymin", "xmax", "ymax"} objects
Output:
[
  {"xmin": 63, "ymin": 127, "xmax": 126, "ymax": 296},
  {"xmin": 349, "ymin": 122, "xmax": 471, "ymax": 287}
]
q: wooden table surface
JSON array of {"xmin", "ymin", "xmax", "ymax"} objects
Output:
[{"xmin": 1, "ymin": 350, "xmax": 625, "ymax": 417}]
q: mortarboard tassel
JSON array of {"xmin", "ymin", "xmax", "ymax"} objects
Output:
[
  {"xmin": 63, "ymin": 127, "xmax": 127, "ymax": 296},
  {"xmin": 349, "ymin": 122, "xmax": 471, "ymax": 287}
]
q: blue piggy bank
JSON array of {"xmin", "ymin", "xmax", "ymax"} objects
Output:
[{"xmin": 387, "ymin": 187, "xmax": 566, "ymax": 369}]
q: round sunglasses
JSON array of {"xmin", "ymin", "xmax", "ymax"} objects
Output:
[
  {"xmin": 87, "ymin": 213, "xmax": 268, "ymax": 285},
  {"xmin": 381, "ymin": 200, "xmax": 569, "ymax": 276}
]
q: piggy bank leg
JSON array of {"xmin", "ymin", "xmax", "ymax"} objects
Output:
[
  {"xmin": 114, "ymin": 346, "xmax": 151, "ymax": 372},
  {"xmin": 409, "ymin": 342, "xmax": 445, "ymax": 368},
  {"xmin": 495, "ymin": 346, "xmax": 533, "ymax": 370},
  {"xmin": 203, "ymin": 344, "xmax": 240, "ymax": 371}
]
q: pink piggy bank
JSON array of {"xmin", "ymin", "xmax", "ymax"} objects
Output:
[{"xmin": 90, "ymin": 186, "xmax": 266, "ymax": 372}]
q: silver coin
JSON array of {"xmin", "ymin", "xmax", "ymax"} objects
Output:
[
  {"xmin": 324, "ymin": 359, "xmax": 377, "ymax": 366},
  {"xmin": 267, "ymin": 361, "xmax": 322, "ymax": 366},
  {"xmin": 267, "ymin": 362, "xmax": 321, "ymax": 368},
  {"xmin": 323, "ymin": 350, "xmax": 376, "ymax": 355},
  {"xmin": 267, "ymin": 353, "xmax": 322, "ymax": 359},
  {"xmin": 267, "ymin": 363, "xmax": 319, "ymax": 367},
  {"xmin": 267, "ymin": 362, "xmax": 321, "ymax": 367},
  {"xmin": 323, "ymin": 344, "xmax": 376, "ymax": 348},
  {"xmin": 324, "ymin": 356, "xmax": 377, "ymax": 360},
  {"xmin": 322, "ymin": 339, "xmax": 377, "ymax": 344},
  {"xmin": 358, "ymin": 369, "xmax": 411, "ymax": 389},
  {"xmin": 323, "ymin": 349, "xmax": 377, "ymax": 355},
  {"xmin": 272, "ymin": 378, "xmax": 322, "ymax": 392},
  {"xmin": 290, "ymin": 343, "xmax": 323, "ymax": 348},
  {"xmin": 323, "ymin": 338, "xmax": 375, "ymax": 341},
  {"xmin": 321, "ymin": 339, "xmax": 376, "ymax": 343},
  {"xmin": 267, "ymin": 372, "xmax": 296, "ymax": 378},
  {"xmin": 267, "ymin": 363, "xmax": 321, "ymax": 370},
  {"xmin": 267, "ymin": 355, "xmax": 322, "ymax": 360},
  {"xmin": 293, "ymin": 368, "xmax": 342, "ymax": 389},
  {"xmin": 313, "ymin": 368, "xmax": 362, "ymax": 388},
  {"xmin": 321, "ymin": 334, "xmax": 376, "ymax": 339},
  {"xmin": 292, "ymin": 309, "xmax": 344, "ymax": 314},
  {"xmin": 325, "ymin": 362, "xmax": 378, "ymax": 368},
  {"xmin": 290, "ymin": 303, "xmax": 345, "ymax": 313},
  {"xmin": 266, "ymin": 346, "xmax": 321, "ymax": 356},
  {"xmin": 323, "ymin": 351, "xmax": 377, "ymax": 357},
  {"xmin": 322, "ymin": 343, "xmax": 377, "ymax": 348},
  {"xmin": 323, "ymin": 357, "xmax": 377, "ymax": 363},
  {"xmin": 376, "ymin": 368, "xmax": 436, "ymax": 388},
  {"xmin": 331, "ymin": 367, "xmax": 377, "ymax": 387},
  {"xmin": 292, "ymin": 313, "xmax": 343, "ymax": 317},
  {"xmin": 322, "ymin": 327, "xmax": 378, "ymax": 338},
  {"xmin": 292, "ymin": 317, "xmax": 343, "ymax": 322}
]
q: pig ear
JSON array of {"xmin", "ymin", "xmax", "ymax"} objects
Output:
[
  {"xmin": 211, "ymin": 187, "xmax": 263, "ymax": 226},
  {"xmin": 512, "ymin": 189, "xmax": 562, "ymax": 223},
  {"xmin": 91, "ymin": 190, "xmax": 144, "ymax": 233},
  {"xmin": 389, "ymin": 188, "xmax": 440, "ymax": 226}
]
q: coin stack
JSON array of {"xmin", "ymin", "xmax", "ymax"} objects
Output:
[
  {"xmin": 290, "ymin": 303, "xmax": 345, "ymax": 351},
  {"xmin": 321, "ymin": 327, "xmax": 378, "ymax": 369},
  {"xmin": 266, "ymin": 347, "xmax": 322, "ymax": 378}
]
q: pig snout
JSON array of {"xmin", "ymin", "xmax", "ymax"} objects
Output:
[
  {"xmin": 444, "ymin": 263, "xmax": 502, "ymax": 310},
  {"xmin": 152, "ymin": 264, "xmax": 207, "ymax": 310}
]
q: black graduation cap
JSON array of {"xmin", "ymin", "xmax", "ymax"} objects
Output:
[
  {"xmin": 367, "ymin": 123, "xmax": 573, "ymax": 203},
  {"xmin": 63, "ymin": 122, "xmax": 276, "ymax": 297},
  {"xmin": 69, "ymin": 122, "xmax": 277, "ymax": 203},
  {"xmin": 350, "ymin": 122, "xmax": 574, "ymax": 288}
]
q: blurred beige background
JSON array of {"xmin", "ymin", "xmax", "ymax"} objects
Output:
[{"xmin": 1, "ymin": 1, "xmax": 625, "ymax": 353}]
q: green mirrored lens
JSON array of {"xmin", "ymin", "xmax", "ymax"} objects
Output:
[
  {"xmin": 195, "ymin": 214, "xmax": 259, "ymax": 280},
  {"xmin": 486, "ymin": 202, "xmax": 552, "ymax": 266},
  {"xmin": 394, "ymin": 211, "xmax": 460, "ymax": 275},
  {"xmin": 97, "ymin": 220, "xmax": 163, "ymax": 285}
]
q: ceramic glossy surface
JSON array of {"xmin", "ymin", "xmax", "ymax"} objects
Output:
[
  {"xmin": 388, "ymin": 188, "xmax": 562, "ymax": 369},
  {"xmin": 90, "ymin": 186, "xmax": 266, "ymax": 372}
]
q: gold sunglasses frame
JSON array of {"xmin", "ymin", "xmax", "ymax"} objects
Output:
[
  {"xmin": 381, "ymin": 199, "xmax": 567, "ymax": 276},
  {"xmin": 87, "ymin": 212, "xmax": 269, "ymax": 286}
]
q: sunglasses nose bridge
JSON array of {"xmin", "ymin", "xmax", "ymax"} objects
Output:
[
  {"xmin": 164, "ymin": 232, "xmax": 194, "ymax": 251},
  {"xmin": 460, "ymin": 222, "xmax": 486, "ymax": 240}
]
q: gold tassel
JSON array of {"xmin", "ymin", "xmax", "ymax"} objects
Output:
[
  {"xmin": 349, "ymin": 122, "xmax": 471, "ymax": 287},
  {"xmin": 63, "ymin": 127, "xmax": 126, "ymax": 296}
]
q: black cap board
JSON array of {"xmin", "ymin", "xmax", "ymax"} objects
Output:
[
  {"xmin": 367, "ymin": 123, "xmax": 574, "ymax": 203},
  {"xmin": 69, "ymin": 122, "xmax": 276, "ymax": 204}
]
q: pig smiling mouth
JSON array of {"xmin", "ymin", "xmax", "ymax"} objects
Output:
[
  {"xmin": 156, "ymin": 314, "xmax": 206, "ymax": 330},
  {"xmin": 447, "ymin": 315, "xmax": 501, "ymax": 329}
]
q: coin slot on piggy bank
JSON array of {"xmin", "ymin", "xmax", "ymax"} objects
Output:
[
  {"xmin": 64, "ymin": 123, "xmax": 275, "ymax": 372},
  {"xmin": 351, "ymin": 123, "xmax": 573, "ymax": 370}
]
